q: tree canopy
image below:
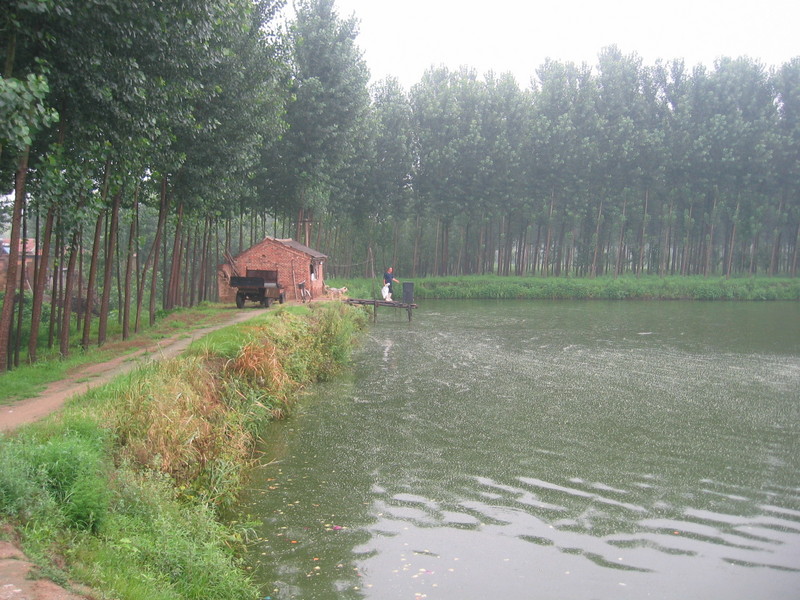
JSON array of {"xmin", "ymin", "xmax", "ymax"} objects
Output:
[{"xmin": 1, "ymin": 0, "xmax": 798, "ymax": 371}]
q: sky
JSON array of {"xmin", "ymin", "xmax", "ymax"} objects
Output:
[{"xmin": 321, "ymin": 0, "xmax": 799, "ymax": 88}]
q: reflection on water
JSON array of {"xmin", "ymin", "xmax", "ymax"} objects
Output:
[{"xmin": 233, "ymin": 301, "xmax": 800, "ymax": 600}]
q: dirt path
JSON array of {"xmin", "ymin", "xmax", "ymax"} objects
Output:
[
  {"xmin": 0, "ymin": 308, "xmax": 271, "ymax": 598},
  {"xmin": 0, "ymin": 536, "xmax": 91, "ymax": 600},
  {"xmin": 1, "ymin": 308, "xmax": 265, "ymax": 433}
]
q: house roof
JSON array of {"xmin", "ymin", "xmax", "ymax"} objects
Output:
[
  {"xmin": 271, "ymin": 238, "xmax": 327, "ymax": 260},
  {"xmin": 1, "ymin": 238, "xmax": 39, "ymax": 255}
]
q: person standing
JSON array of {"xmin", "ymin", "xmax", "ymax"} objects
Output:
[{"xmin": 383, "ymin": 267, "xmax": 399, "ymax": 299}]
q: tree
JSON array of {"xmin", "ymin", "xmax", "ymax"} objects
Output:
[
  {"xmin": 275, "ymin": 0, "xmax": 371, "ymax": 246},
  {"xmin": 0, "ymin": 0, "xmax": 59, "ymax": 371}
]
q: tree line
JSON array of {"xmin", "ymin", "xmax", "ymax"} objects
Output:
[
  {"xmin": 1, "ymin": 0, "xmax": 798, "ymax": 371},
  {"xmin": 339, "ymin": 51, "xmax": 799, "ymax": 282}
]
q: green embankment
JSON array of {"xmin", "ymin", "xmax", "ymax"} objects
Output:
[
  {"xmin": 328, "ymin": 275, "xmax": 800, "ymax": 301},
  {"xmin": 0, "ymin": 302, "xmax": 367, "ymax": 600}
]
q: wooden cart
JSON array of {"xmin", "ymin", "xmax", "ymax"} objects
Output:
[{"xmin": 230, "ymin": 269, "xmax": 285, "ymax": 308}]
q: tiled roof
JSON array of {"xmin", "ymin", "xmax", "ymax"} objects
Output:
[
  {"xmin": 273, "ymin": 238, "xmax": 327, "ymax": 260},
  {"xmin": 1, "ymin": 238, "xmax": 39, "ymax": 255}
]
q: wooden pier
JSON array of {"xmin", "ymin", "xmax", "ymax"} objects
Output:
[{"xmin": 344, "ymin": 298, "xmax": 418, "ymax": 321}]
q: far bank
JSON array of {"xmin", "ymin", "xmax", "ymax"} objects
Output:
[{"xmin": 326, "ymin": 274, "xmax": 800, "ymax": 301}]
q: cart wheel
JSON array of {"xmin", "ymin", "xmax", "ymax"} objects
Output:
[
  {"xmin": 279, "ymin": 293, "xmax": 285, "ymax": 304},
  {"xmin": 262, "ymin": 297, "xmax": 273, "ymax": 308},
  {"xmin": 236, "ymin": 293, "xmax": 245, "ymax": 309}
]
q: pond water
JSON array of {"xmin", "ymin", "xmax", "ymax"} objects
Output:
[{"xmin": 232, "ymin": 300, "xmax": 800, "ymax": 600}]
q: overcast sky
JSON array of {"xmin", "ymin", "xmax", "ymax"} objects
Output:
[{"xmin": 322, "ymin": 0, "xmax": 799, "ymax": 88}]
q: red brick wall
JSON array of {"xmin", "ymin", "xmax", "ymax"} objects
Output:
[
  {"xmin": 217, "ymin": 238, "xmax": 326, "ymax": 304},
  {"xmin": 0, "ymin": 255, "xmax": 37, "ymax": 292},
  {"xmin": 0, "ymin": 255, "xmax": 7, "ymax": 291}
]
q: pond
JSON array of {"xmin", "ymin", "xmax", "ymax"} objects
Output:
[{"xmin": 231, "ymin": 300, "xmax": 800, "ymax": 600}]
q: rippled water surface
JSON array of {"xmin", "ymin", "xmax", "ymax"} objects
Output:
[{"xmin": 233, "ymin": 301, "xmax": 800, "ymax": 599}]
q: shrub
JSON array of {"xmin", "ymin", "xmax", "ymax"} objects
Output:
[{"xmin": 0, "ymin": 420, "xmax": 111, "ymax": 532}]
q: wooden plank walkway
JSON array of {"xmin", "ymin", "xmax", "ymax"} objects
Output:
[{"xmin": 344, "ymin": 298, "xmax": 418, "ymax": 321}]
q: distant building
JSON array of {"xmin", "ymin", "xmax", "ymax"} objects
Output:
[
  {"xmin": 0, "ymin": 238, "xmax": 41, "ymax": 292},
  {"xmin": 217, "ymin": 237, "xmax": 327, "ymax": 304}
]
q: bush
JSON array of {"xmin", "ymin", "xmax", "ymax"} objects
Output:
[{"xmin": 0, "ymin": 420, "xmax": 111, "ymax": 535}]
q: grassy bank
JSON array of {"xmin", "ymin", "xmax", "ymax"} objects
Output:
[
  {"xmin": 0, "ymin": 302, "xmax": 367, "ymax": 600},
  {"xmin": 327, "ymin": 275, "xmax": 800, "ymax": 301}
]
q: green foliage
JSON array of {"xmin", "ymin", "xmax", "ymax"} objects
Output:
[
  {"xmin": 70, "ymin": 468, "xmax": 257, "ymax": 600},
  {"xmin": 0, "ymin": 305, "xmax": 366, "ymax": 599},
  {"xmin": 0, "ymin": 72, "xmax": 59, "ymax": 151},
  {"xmin": 308, "ymin": 301, "xmax": 368, "ymax": 380},
  {"xmin": 0, "ymin": 419, "xmax": 110, "ymax": 531}
]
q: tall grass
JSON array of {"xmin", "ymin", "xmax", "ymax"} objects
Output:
[
  {"xmin": 327, "ymin": 275, "xmax": 800, "ymax": 301},
  {"xmin": 0, "ymin": 302, "xmax": 242, "ymax": 405},
  {"xmin": 0, "ymin": 302, "xmax": 367, "ymax": 600}
]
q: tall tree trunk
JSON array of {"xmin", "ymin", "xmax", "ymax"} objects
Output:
[
  {"xmin": 681, "ymin": 204, "xmax": 693, "ymax": 276},
  {"xmin": 749, "ymin": 231, "xmax": 759, "ymax": 276},
  {"xmin": 183, "ymin": 222, "xmax": 195, "ymax": 306},
  {"xmin": 304, "ymin": 208, "xmax": 312, "ymax": 248},
  {"xmin": 615, "ymin": 196, "xmax": 628, "ymax": 277},
  {"xmin": 166, "ymin": 200, "xmax": 184, "ymax": 310},
  {"xmin": 412, "ymin": 213, "xmax": 421, "ymax": 278},
  {"xmin": 532, "ymin": 223, "xmax": 542, "ymax": 276},
  {"xmin": 98, "ymin": 190, "xmax": 122, "ymax": 345},
  {"xmin": 441, "ymin": 220, "xmax": 450, "ymax": 276},
  {"xmin": 0, "ymin": 147, "xmax": 29, "ymax": 372},
  {"xmin": 769, "ymin": 195, "xmax": 786, "ymax": 276},
  {"xmin": 659, "ymin": 199, "xmax": 673, "ymax": 277},
  {"xmin": 703, "ymin": 193, "xmax": 717, "ymax": 277},
  {"xmin": 637, "ymin": 189, "xmax": 648, "ymax": 277},
  {"xmin": 503, "ymin": 214, "xmax": 514, "ymax": 276},
  {"xmin": 75, "ymin": 227, "xmax": 83, "ymax": 334},
  {"xmin": 122, "ymin": 185, "xmax": 139, "ymax": 340},
  {"xmin": 554, "ymin": 221, "xmax": 565, "ymax": 277},
  {"xmin": 13, "ymin": 196, "xmax": 28, "ymax": 367},
  {"xmin": 590, "ymin": 199, "xmax": 604, "ymax": 278},
  {"xmin": 433, "ymin": 218, "xmax": 440, "ymax": 277},
  {"xmin": 28, "ymin": 206, "xmax": 54, "ymax": 363},
  {"xmin": 150, "ymin": 176, "xmax": 169, "ymax": 326},
  {"xmin": 48, "ymin": 222, "xmax": 62, "ymax": 348},
  {"xmin": 197, "ymin": 217, "xmax": 210, "ymax": 303},
  {"xmin": 134, "ymin": 236, "xmax": 154, "ymax": 334},
  {"xmin": 81, "ymin": 211, "xmax": 104, "ymax": 350},
  {"xmin": 543, "ymin": 189, "xmax": 555, "ymax": 277},
  {"xmin": 60, "ymin": 232, "xmax": 79, "ymax": 358},
  {"xmin": 725, "ymin": 200, "xmax": 740, "ymax": 278}
]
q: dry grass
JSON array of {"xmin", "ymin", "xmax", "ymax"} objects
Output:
[
  {"xmin": 101, "ymin": 358, "xmax": 252, "ymax": 496},
  {"xmin": 227, "ymin": 339, "xmax": 291, "ymax": 396}
]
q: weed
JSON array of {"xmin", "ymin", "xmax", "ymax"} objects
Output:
[{"xmin": 0, "ymin": 303, "xmax": 368, "ymax": 599}]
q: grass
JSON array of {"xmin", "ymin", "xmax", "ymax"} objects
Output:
[
  {"xmin": 326, "ymin": 274, "xmax": 800, "ymax": 301},
  {"xmin": 0, "ymin": 301, "xmax": 368, "ymax": 600},
  {"xmin": 0, "ymin": 303, "xmax": 246, "ymax": 405}
]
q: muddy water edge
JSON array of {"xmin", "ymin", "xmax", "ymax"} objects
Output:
[{"xmin": 230, "ymin": 300, "xmax": 800, "ymax": 600}]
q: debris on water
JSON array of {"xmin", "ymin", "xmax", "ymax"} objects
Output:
[{"xmin": 413, "ymin": 549, "xmax": 439, "ymax": 557}]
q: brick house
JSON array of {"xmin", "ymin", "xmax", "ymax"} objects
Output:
[
  {"xmin": 1, "ymin": 238, "xmax": 40, "ymax": 292},
  {"xmin": 217, "ymin": 237, "xmax": 327, "ymax": 304}
]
